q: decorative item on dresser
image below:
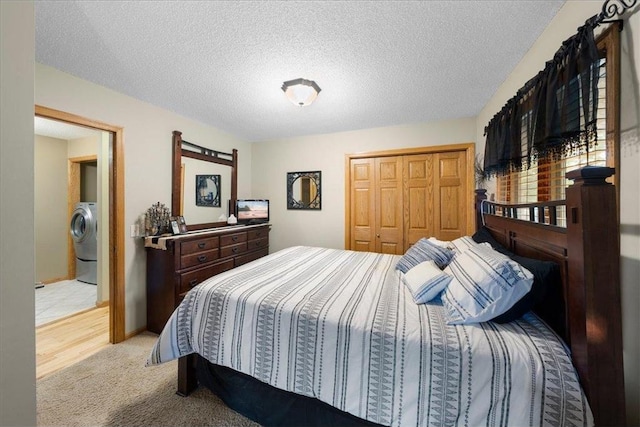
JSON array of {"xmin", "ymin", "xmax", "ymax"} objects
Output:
[{"xmin": 145, "ymin": 224, "xmax": 270, "ymax": 334}]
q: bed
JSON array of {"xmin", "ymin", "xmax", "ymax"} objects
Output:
[{"xmin": 146, "ymin": 166, "xmax": 625, "ymax": 426}]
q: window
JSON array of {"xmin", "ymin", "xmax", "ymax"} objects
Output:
[{"xmin": 496, "ymin": 24, "xmax": 620, "ymax": 225}]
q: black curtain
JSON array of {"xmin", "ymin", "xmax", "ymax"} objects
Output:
[{"xmin": 484, "ymin": 16, "xmax": 601, "ymax": 177}]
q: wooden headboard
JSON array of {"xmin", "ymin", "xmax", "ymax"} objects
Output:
[{"xmin": 475, "ymin": 166, "xmax": 625, "ymax": 426}]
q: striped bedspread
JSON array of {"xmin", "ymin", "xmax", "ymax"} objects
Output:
[{"xmin": 147, "ymin": 246, "xmax": 592, "ymax": 427}]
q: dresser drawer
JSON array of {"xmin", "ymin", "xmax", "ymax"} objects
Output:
[
  {"xmin": 178, "ymin": 259, "xmax": 234, "ymax": 295},
  {"xmin": 247, "ymin": 236, "xmax": 268, "ymax": 251},
  {"xmin": 180, "ymin": 249, "xmax": 219, "ymax": 269},
  {"xmin": 220, "ymin": 232, "xmax": 247, "ymax": 247},
  {"xmin": 248, "ymin": 228, "xmax": 268, "ymax": 241},
  {"xmin": 180, "ymin": 236, "xmax": 219, "ymax": 255},
  {"xmin": 220, "ymin": 242, "xmax": 247, "ymax": 258}
]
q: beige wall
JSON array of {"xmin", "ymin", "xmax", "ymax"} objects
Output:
[
  {"xmin": 35, "ymin": 135, "xmax": 68, "ymax": 283},
  {"xmin": 0, "ymin": 1, "xmax": 36, "ymax": 425},
  {"xmin": 252, "ymin": 118, "xmax": 477, "ymax": 252},
  {"xmin": 475, "ymin": 2, "xmax": 640, "ymax": 423},
  {"xmin": 35, "ymin": 63, "xmax": 253, "ymax": 332}
]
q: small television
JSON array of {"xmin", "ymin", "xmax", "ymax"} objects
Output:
[{"xmin": 236, "ymin": 199, "xmax": 269, "ymax": 225}]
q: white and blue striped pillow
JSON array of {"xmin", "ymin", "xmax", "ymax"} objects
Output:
[
  {"xmin": 402, "ymin": 260, "xmax": 453, "ymax": 303},
  {"xmin": 395, "ymin": 238, "xmax": 455, "ymax": 273},
  {"xmin": 449, "ymin": 235, "xmax": 492, "ymax": 254},
  {"xmin": 441, "ymin": 244, "xmax": 534, "ymax": 324}
]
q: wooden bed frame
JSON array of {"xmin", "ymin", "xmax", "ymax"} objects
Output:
[
  {"xmin": 475, "ymin": 166, "xmax": 625, "ymax": 426},
  {"xmin": 177, "ymin": 166, "xmax": 626, "ymax": 426}
]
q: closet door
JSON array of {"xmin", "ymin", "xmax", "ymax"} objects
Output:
[
  {"xmin": 434, "ymin": 151, "xmax": 467, "ymax": 241},
  {"xmin": 347, "ymin": 146, "xmax": 470, "ymax": 254},
  {"xmin": 350, "ymin": 158, "xmax": 376, "ymax": 252},
  {"xmin": 404, "ymin": 154, "xmax": 435, "ymax": 250},
  {"xmin": 375, "ymin": 156, "xmax": 404, "ymax": 254},
  {"xmin": 349, "ymin": 157, "xmax": 404, "ymax": 254}
]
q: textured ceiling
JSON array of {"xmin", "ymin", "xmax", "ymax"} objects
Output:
[{"xmin": 35, "ymin": 1, "xmax": 565, "ymax": 142}]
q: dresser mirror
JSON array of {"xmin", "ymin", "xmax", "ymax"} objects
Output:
[
  {"xmin": 287, "ymin": 171, "xmax": 321, "ymax": 210},
  {"xmin": 172, "ymin": 130, "xmax": 237, "ymax": 231}
]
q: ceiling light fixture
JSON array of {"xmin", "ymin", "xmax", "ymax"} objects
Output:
[{"xmin": 281, "ymin": 78, "xmax": 321, "ymax": 107}]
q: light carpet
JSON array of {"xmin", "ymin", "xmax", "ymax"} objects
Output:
[{"xmin": 37, "ymin": 332, "xmax": 260, "ymax": 427}]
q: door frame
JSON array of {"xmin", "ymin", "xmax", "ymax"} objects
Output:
[
  {"xmin": 67, "ymin": 155, "xmax": 97, "ymax": 280},
  {"xmin": 344, "ymin": 143, "xmax": 476, "ymax": 250},
  {"xmin": 35, "ymin": 105, "xmax": 125, "ymax": 344}
]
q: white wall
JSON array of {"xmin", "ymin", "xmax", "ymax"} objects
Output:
[
  {"xmin": 475, "ymin": 2, "xmax": 640, "ymax": 424},
  {"xmin": 0, "ymin": 1, "xmax": 36, "ymax": 425},
  {"xmin": 252, "ymin": 118, "xmax": 476, "ymax": 252},
  {"xmin": 35, "ymin": 63, "xmax": 253, "ymax": 333},
  {"xmin": 35, "ymin": 135, "xmax": 68, "ymax": 283}
]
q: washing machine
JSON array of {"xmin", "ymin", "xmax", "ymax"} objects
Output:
[{"xmin": 70, "ymin": 202, "xmax": 98, "ymax": 285}]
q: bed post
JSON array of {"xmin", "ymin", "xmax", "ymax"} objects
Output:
[
  {"xmin": 474, "ymin": 189, "xmax": 487, "ymax": 231},
  {"xmin": 565, "ymin": 166, "xmax": 625, "ymax": 426}
]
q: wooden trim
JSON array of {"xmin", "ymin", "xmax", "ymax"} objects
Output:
[
  {"xmin": 596, "ymin": 22, "xmax": 621, "ymax": 220},
  {"xmin": 35, "ymin": 105, "xmax": 126, "ymax": 344},
  {"xmin": 39, "ymin": 276, "xmax": 69, "ymax": 285},
  {"xmin": 347, "ymin": 142, "xmax": 475, "ymax": 160},
  {"xmin": 69, "ymin": 155, "xmax": 98, "ymax": 163},
  {"xmin": 111, "ymin": 127, "xmax": 125, "ymax": 343},
  {"xmin": 344, "ymin": 143, "xmax": 475, "ymax": 248},
  {"xmin": 95, "ymin": 300, "xmax": 109, "ymax": 308},
  {"xmin": 124, "ymin": 326, "xmax": 147, "ymax": 340}
]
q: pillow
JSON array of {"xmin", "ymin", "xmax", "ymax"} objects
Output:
[
  {"xmin": 395, "ymin": 238, "xmax": 454, "ymax": 273},
  {"xmin": 402, "ymin": 260, "xmax": 453, "ymax": 303},
  {"xmin": 441, "ymin": 244, "xmax": 534, "ymax": 325},
  {"xmin": 427, "ymin": 237, "xmax": 454, "ymax": 250},
  {"xmin": 472, "ymin": 226, "xmax": 558, "ymax": 323},
  {"xmin": 450, "ymin": 235, "xmax": 491, "ymax": 254}
]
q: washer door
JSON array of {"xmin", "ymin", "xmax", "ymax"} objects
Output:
[{"xmin": 70, "ymin": 208, "xmax": 91, "ymax": 243}]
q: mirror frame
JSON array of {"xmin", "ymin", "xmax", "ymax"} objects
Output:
[
  {"xmin": 287, "ymin": 170, "xmax": 322, "ymax": 210},
  {"xmin": 172, "ymin": 130, "xmax": 237, "ymax": 231}
]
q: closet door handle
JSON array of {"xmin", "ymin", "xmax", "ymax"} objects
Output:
[{"xmin": 376, "ymin": 234, "xmax": 380, "ymax": 238}]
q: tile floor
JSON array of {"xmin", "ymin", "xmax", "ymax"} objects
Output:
[{"xmin": 35, "ymin": 279, "xmax": 97, "ymax": 327}]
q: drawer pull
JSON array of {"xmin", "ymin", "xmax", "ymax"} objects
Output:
[
  {"xmin": 189, "ymin": 279, "xmax": 198, "ymax": 288},
  {"xmin": 256, "ymin": 231, "xmax": 261, "ymax": 236},
  {"xmin": 232, "ymin": 247, "xmax": 239, "ymax": 253},
  {"xmin": 232, "ymin": 236, "xmax": 238, "ymax": 242},
  {"xmin": 255, "ymin": 241, "xmax": 261, "ymax": 246},
  {"xmin": 197, "ymin": 255, "xmax": 207, "ymax": 262},
  {"xmin": 198, "ymin": 242, "xmax": 206, "ymax": 249}
]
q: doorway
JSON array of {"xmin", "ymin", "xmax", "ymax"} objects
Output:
[{"xmin": 35, "ymin": 105, "xmax": 125, "ymax": 344}]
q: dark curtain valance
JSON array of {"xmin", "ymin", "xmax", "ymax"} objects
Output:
[{"xmin": 483, "ymin": 15, "xmax": 601, "ymax": 177}]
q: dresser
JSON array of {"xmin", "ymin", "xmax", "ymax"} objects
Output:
[{"xmin": 145, "ymin": 223, "xmax": 270, "ymax": 333}]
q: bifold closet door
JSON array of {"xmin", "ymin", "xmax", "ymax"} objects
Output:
[
  {"xmin": 349, "ymin": 157, "xmax": 404, "ymax": 254},
  {"xmin": 404, "ymin": 154, "xmax": 434, "ymax": 251},
  {"xmin": 434, "ymin": 151, "xmax": 467, "ymax": 241},
  {"xmin": 403, "ymin": 151, "xmax": 467, "ymax": 249},
  {"xmin": 349, "ymin": 150, "xmax": 467, "ymax": 254}
]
